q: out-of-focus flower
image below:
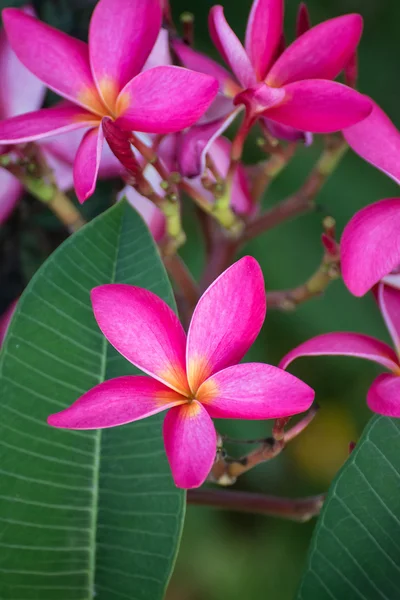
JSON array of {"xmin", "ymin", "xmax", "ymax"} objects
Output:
[
  {"xmin": 48, "ymin": 257, "xmax": 314, "ymax": 488},
  {"xmin": 341, "ymin": 198, "xmax": 400, "ymax": 297},
  {"xmin": 0, "ymin": 298, "xmax": 17, "ymax": 347},
  {"xmin": 174, "ymin": 0, "xmax": 371, "ymax": 135},
  {"xmin": 0, "ymin": 0, "xmax": 218, "ymax": 202},
  {"xmin": 344, "ymin": 102, "xmax": 400, "ymax": 184},
  {"xmin": 280, "ymin": 283, "xmax": 400, "ymax": 417}
]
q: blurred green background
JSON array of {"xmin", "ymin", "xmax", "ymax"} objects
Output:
[{"xmin": 0, "ymin": 0, "xmax": 399, "ymax": 598}]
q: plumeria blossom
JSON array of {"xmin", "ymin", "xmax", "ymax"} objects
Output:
[
  {"xmin": 173, "ymin": 0, "xmax": 371, "ymax": 137},
  {"xmin": 0, "ymin": 0, "xmax": 218, "ymax": 203},
  {"xmin": 280, "ymin": 283, "xmax": 400, "ymax": 417},
  {"xmin": 344, "ymin": 101, "xmax": 400, "ymax": 184},
  {"xmin": 48, "ymin": 257, "xmax": 314, "ymax": 488},
  {"xmin": 341, "ymin": 198, "xmax": 400, "ymax": 297}
]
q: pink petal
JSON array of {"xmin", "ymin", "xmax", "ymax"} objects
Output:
[
  {"xmin": 0, "ymin": 11, "xmax": 45, "ymax": 118},
  {"xmin": 143, "ymin": 29, "xmax": 172, "ymax": 71},
  {"xmin": 0, "ymin": 105, "xmax": 98, "ymax": 144},
  {"xmin": 344, "ymin": 102, "xmax": 400, "ymax": 185},
  {"xmin": 41, "ymin": 147, "xmax": 74, "ymax": 192},
  {"xmin": 116, "ymin": 66, "xmax": 218, "ymax": 134},
  {"xmin": 91, "ymin": 284, "xmax": 189, "ymax": 395},
  {"xmin": 341, "ymin": 198, "xmax": 400, "ymax": 297},
  {"xmin": 0, "ymin": 168, "xmax": 22, "ymax": 224},
  {"xmin": 163, "ymin": 401, "xmax": 217, "ymax": 489},
  {"xmin": 172, "ymin": 38, "xmax": 240, "ymax": 96},
  {"xmin": 279, "ymin": 332, "xmax": 399, "ymax": 373},
  {"xmin": 382, "ymin": 274, "xmax": 400, "ymax": 290},
  {"xmin": 245, "ymin": 0, "xmax": 284, "ymax": 81},
  {"xmin": 186, "ymin": 256, "xmax": 266, "ymax": 393},
  {"xmin": 197, "ymin": 362, "xmax": 314, "ymax": 419},
  {"xmin": 89, "ymin": 0, "xmax": 162, "ymax": 110},
  {"xmin": 233, "ymin": 82, "xmax": 286, "ymax": 117},
  {"xmin": 209, "ymin": 5, "xmax": 256, "ymax": 89},
  {"xmin": 296, "ymin": 3, "xmax": 311, "ymax": 38},
  {"xmin": 367, "ymin": 373, "xmax": 400, "ymax": 417},
  {"xmin": 73, "ymin": 126, "xmax": 103, "ymax": 203},
  {"xmin": 377, "ymin": 283, "xmax": 400, "ymax": 356},
  {"xmin": 266, "ymin": 14, "xmax": 363, "ymax": 86},
  {"xmin": 177, "ymin": 111, "xmax": 238, "ymax": 178},
  {"xmin": 262, "ymin": 117, "xmax": 312, "ymax": 144},
  {"xmin": 120, "ymin": 185, "xmax": 166, "ymax": 242},
  {"xmin": 266, "ymin": 80, "xmax": 372, "ymax": 133},
  {"xmin": 0, "ymin": 298, "xmax": 18, "ymax": 347},
  {"xmin": 47, "ymin": 376, "xmax": 185, "ymax": 429},
  {"xmin": 208, "ymin": 136, "xmax": 254, "ymax": 215},
  {"xmin": 39, "ymin": 127, "xmax": 85, "ymax": 164},
  {"xmin": 2, "ymin": 8, "xmax": 105, "ymax": 115}
]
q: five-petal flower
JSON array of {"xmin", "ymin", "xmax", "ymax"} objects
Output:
[
  {"xmin": 174, "ymin": 0, "xmax": 372, "ymax": 135},
  {"xmin": 48, "ymin": 257, "xmax": 314, "ymax": 488},
  {"xmin": 0, "ymin": 0, "xmax": 218, "ymax": 202},
  {"xmin": 280, "ymin": 282, "xmax": 400, "ymax": 417}
]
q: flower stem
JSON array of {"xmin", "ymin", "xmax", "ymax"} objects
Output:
[
  {"xmin": 187, "ymin": 489, "xmax": 325, "ymax": 522},
  {"xmin": 243, "ymin": 137, "xmax": 348, "ymax": 243},
  {"xmin": 164, "ymin": 253, "xmax": 199, "ymax": 315},
  {"xmin": 250, "ymin": 142, "xmax": 297, "ymax": 203}
]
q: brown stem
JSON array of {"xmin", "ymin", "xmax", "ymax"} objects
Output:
[
  {"xmin": 200, "ymin": 237, "xmax": 239, "ymax": 292},
  {"xmin": 210, "ymin": 407, "xmax": 318, "ymax": 485},
  {"xmin": 164, "ymin": 254, "xmax": 199, "ymax": 314},
  {"xmin": 243, "ymin": 137, "xmax": 348, "ymax": 243},
  {"xmin": 187, "ymin": 489, "xmax": 325, "ymax": 522}
]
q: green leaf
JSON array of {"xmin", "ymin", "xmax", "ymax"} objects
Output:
[
  {"xmin": 297, "ymin": 415, "xmax": 400, "ymax": 600},
  {"xmin": 0, "ymin": 201, "xmax": 185, "ymax": 600}
]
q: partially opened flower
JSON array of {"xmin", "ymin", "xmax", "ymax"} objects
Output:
[
  {"xmin": 48, "ymin": 257, "xmax": 314, "ymax": 488},
  {"xmin": 344, "ymin": 101, "xmax": 400, "ymax": 184},
  {"xmin": 341, "ymin": 198, "xmax": 400, "ymax": 297},
  {"xmin": 0, "ymin": 0, "xmax": 218, "ymax": 202},
  {"xmin": 173, "ymin": 0, "xmax": 371, "ymax": 135},
  {"xmin": 280, "ymin": 283, "xmax": 400, "ymax": 417}
]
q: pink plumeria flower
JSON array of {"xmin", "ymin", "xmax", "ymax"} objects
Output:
[
  {"xmin": 0, "ymin": 0, "xmax": 218, "ymax": 203},
  {"xmin": 48, "ymin": 257, "xmax": 314, "ymax": 488},
  {"xmin": 174, "ymin": 0, "xmax": 371, "ymax": 136},
  {"xmin": 280, "ymin": 282, "xmax": 400, "ymax": 417},
  {"xmin": 341, "ymin": 198, "xmax": 400, "ymax": 297},
  {"xmin": 344, "ymin": 101, "xmax": 400, "ymax": 184}
]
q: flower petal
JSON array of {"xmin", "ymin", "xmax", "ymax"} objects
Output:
[
  {"xmin": 266, "ymin": 14, "xmax": 363, "ymax": 86},
  {"xmin": 296, "ymin": 2, "xmax": 311, "ymax": 38},
  {"xmin": 367, "ymin": 373, "xmax": 400, "ymax": 417},
  {"xmin": 233, "ymin": 82, "xmax": 286, "ymax": 117},
  {"xmin": 47, "ymin": 376, "xmax": 185, "ymax": 429},
  {"xmin": 2, "ymin": 8, "xmax": 104, "ymax": 115},
  {"xmin": 41, "ymin": 147, "xmax": 74, "ymax": 192},
  {"xmin": 0, "ymin": 298, "xmax": 17, "ymax": 347},
  {"xmin": 91, "ymin": 284, "xmax": 188, "ymax": 395},
  {"xmin": 377, "ymin": 283, "xmax": 400, "ymax": 357},
  {"xmin": 177, "ymin": 111, "xmax": 239, "ymax": 178},
  {"xmin": 0, "ymin": 10, "xmax": 45, "ymax": 118},
  {"xmin": 116, "ymin": 66, "xmax": 218, "ymax": 134},
  {"xmin": 262, "ymin": 117, "xmax": 312, "ymax": 144},
  {"xmin": 186, "ymin": 256, "xmax": 266, "ymax": 393},
  {"xmin": 341, "ymin": 198, "xmax": 400, "ymax": 297},
  {"xmin": 143, "ymin": 29, "xmax": 171, "ymax": 71},
  {"xmin": 344, "ymin": 101, "xmax": 400, "ymax": 185},
  {"xmin": 172, "ymin": 39, "xmax": 238, "ymax": 96},
  {"xmin": 120, "ymin": 185, "xmax": 166, "ymax": 242},
  {"xmin": 0, "ymin": 168, "xmax": 22, "ymax": 224},
  {"xmin": 73, "ymin": 126, "xmax": 103, "ymax": 203},
  {"xmin": 279, "ymin": 332, "xmax": 399, "ymax": 373},
  {"xmin": 266, "ymin": 80, "xmax": 372, "ymax": 133},
  {"xmin": 245, "ymin": 0, "xmax": 284, "ymax": 81},
  {"xmin": 89, "ymin": 0, "xmax": 162, "ymax": 110},
  {"xmin": 197, "ymin": 363, "xmax": 314, "ymax": 419},
  {"xmin": 0, "ymin": 105, "xmax": 98, "ymax": 144},
  {"xmin": 163, "ymin": 401, "xmax": 217, "ymax": 488},
  {"xmin": 209, "ymin": 5, "xmax": 256, "ymax": 89}
]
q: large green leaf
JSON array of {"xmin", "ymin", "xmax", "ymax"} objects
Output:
[
  {"xmin": 0, "ymin": 201, "xmax": 185, "ymax": 599},
  {"xmin": 297, "ymin": 416, "xmax": 400, "ymax": 600}
]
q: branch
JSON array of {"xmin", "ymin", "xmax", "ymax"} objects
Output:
[
  {"xmin": 164, "ymin": 254, "xmax": 199, "ymax": 318},
  {"xmin": 187, "ymin": 489, "xmax": 325, "ymax": 522}
]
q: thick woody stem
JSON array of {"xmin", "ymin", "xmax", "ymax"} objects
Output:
[
  {"xmin": 164, "ymin": 254, "xmax": 199, "ymax": 315},
  {"xmin": 187, "ymin": 489, "xmax": 325, "ymax": 522},
  {"xmin": 243, "ymin": 137, "xmax": 348, "ymax": 243}
]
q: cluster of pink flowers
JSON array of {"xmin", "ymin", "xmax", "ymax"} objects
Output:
[{"xmin": 1, "ymin": 0, "xmax": 400, "ymax": 488}]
